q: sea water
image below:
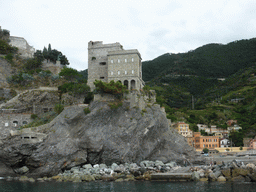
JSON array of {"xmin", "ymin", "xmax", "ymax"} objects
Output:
[{"xmin": 1, "ymin": 180, "xmax": 256, "ymax": 192}]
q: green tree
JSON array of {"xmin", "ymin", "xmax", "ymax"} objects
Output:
[
  {"xmin": 43, "ymin": 46, "xmax": 48, "ymax": 61},
  {"xmin": 59, "ymin": 67, "xmax": 80, "ymax": 81},
  {"xmin": 34, "ymin": 50, "xmax": 44, "ymax": 63},
  {"xmin": 48, "ymin": 43, "xmax": 52, "ymax": 54},
  {"xmin": 60, "ymin": 55, "xmax": 69, "ymax": 65}
]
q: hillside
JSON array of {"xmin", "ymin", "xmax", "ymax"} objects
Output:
[
  {"xmin": 142, "ymin": 38, "xmax": 256, "ymax": 82},
  {"xmin": 141, "ymin": 38, "xmax": 256, "ymax": 145}
]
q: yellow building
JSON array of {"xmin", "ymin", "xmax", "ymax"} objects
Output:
[{"xmin": 174, "ymin": 122, "xmax": 193, "ymax": 138}]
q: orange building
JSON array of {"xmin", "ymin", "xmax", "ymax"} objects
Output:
[{"xmin": 193, "ymin": 132, "xmax": 220, "ymax": 149}]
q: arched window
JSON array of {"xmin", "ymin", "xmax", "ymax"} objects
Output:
[
  {"xmin": 23, "ymin": 121, "xmax": 28, "ymax": 125},
  {"xmin": 131, "ymin": 80, "xmax": 136, "ymax": 90},
  {"xmin": 124, "ymin": 80, "xmax": 128, "ymax": 89},
  {"xmin": 13, "ymin": 121, "xmax": 18, "ymax": 127}
]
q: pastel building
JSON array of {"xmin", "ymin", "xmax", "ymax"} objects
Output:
[{"xmin": 193, "ymin": 132, "xmax": 220, "ymax": 149}]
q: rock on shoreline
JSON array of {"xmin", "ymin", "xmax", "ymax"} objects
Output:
[{"xmin": 3, "ymin": 160, "xmax": 256, "ymax": 183}]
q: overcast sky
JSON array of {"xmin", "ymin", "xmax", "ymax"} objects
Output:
[{"xmin": 1, "ymin": 0, "xmax": 256, "ymax": 71}]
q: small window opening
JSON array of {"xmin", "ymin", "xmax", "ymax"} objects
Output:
[
  {"xmin": 111, "ymin": 72, "xmax": 113, "ymax": 75},
  {"xmin": 118, "ymin": 59, "xmax": 120, "ymax": 63},
  {"xmin": 132, "ymin": 58, "xmax": 134, "ymax": 62},
  {"xmin": 118, "ymin": 71, "xmax": 120, "ymax": 75},
  {"xmin": 125, "ymin": 59, "xmax": 127, "ymax": 62},
  {"xmin": 5, "ymin": 123, "xmax": 8, "ymax": 127},
  {"xmin": 13, "ymin": 121, "xmax": 18, "ymax": 127},
  {"xmin": 111, "ymin": 60, "xmax": 113, "ymax": 63},
  {"xmin": 23, "ymin": 121, "xmax": 27, "ymax": 125},
  {"xmin": 125, "ymin": 71, "xmax": 127, "ymax": 75},
  {"xmin": 24, "ymin": 137, "xmax": 30, "ymax": 139},
  {"xmin": 132, "ymin": 70, "xmax": 134, "ymax": 74},
  {"xmin": 100, "ymin": 62, "xmax": 106, "ymax": 65},
  {"xmin": 100, "ymin": 77, "xmax": 105, "ymax": 79}
]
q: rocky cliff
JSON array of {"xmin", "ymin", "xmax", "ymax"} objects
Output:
[
  {"xmin": 0, "ymin": 100, "xmax": 200, "ymax": 177},
  {"xmin": 0, "ymin": 58, "xmax": 13, "ymax": 87}
]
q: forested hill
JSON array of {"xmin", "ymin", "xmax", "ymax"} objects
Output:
[{"xmin": 142, "ymin": 38, "xmax": 256, "ymax": 82}]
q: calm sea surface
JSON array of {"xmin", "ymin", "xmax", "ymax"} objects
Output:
[{"xmin": 1, "ymin": 180, "xmax": 256, "ymax": 192}]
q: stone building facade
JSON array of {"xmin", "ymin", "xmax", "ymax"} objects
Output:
[
  {"xmin": 88, "ymin": 41, "xmax": 144, "ymax": 90},
  {"xmin": 9, "ymin": 36, "xmax": 35, "ymax": 58},
  {"xmin": 0, "ymin": 111, "xmax": 32, "ymax": 129}
]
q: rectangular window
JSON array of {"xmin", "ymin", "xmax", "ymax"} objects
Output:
[
  {"xmin": 118, "ymin": 71, "xmax": 120, "ymax": 75},
  {"xmin": 100, "ymin": 77, "xmax": 104, "ymax": 79},
  {"xmin": 118, "ymin": 59, "xmax": 120, "ymax": 63},
  {"xmin": 111, "ymin": 60, "xmax": 113, "ymax": 63},
  {"xmin": 125, "ymin": 59, "xmax": 127, "ymax": 62},
  {"xmin": 100, "ymin": 62, "xmax": 106, "ymax": 65},
  {"xmin": 111, "ymin": 72, "xmax": 113, "ymax": 75},
  {"xmin": 132, "ymin": 58, "xmax": 134, "ymax": 62},
  {"xmin": 5, "ymin": 123, "xmax": 8, "ymax": 127},
  {"xmin": 125, "ymin": 71, "xmax": 127, "ymax": 74},
  {"xmin": 132, "ymin": 70, "xmax": 134, "ymax": 74}
]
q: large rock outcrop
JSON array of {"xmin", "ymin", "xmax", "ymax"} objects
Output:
[{"xmin": 0, "ymin": 100, "xmax": 200, "ymax": 177}]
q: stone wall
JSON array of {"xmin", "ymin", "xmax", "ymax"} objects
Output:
[
  {"xmin": 9, "ymin": 36, "xmax": 35, "ymax": 58},
  {"xmin": 41, "ymin": 60, "xmax": 64, "ymax": 75},
  {"xmin": 0, "ymin": 113, "xmax": 32, "ymax": 129},
  {"xmin": 94, "ymin": 90, "xmax": 156, "ymax": 110}
]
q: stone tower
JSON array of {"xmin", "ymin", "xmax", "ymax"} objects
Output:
[{"xmin": 88, "ymin": 41, "xmax": 144, "ymax": 90}]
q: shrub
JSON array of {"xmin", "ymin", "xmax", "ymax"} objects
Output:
[
  {"xmin": 203, "ymin": 148, "xmax": 209, "ymax": 154},
  {"xmin": 239, "ymin": 146, "xmax": 243, "ymax": 150},
  {"xmin": 94, "ymin": 80, "xmax": 128, "ymax": 99},
  {"xmin": 4, "ymin": 53, "xmax": 13, "ymax": 62},
  {"xmin": 39, "ymin": 71, "xmax": 52, "ymax": 78},
  {"xmin": 108, "ymin": 101, "xmax": 123, "ymax": 109},
  {"xmin": 54, "ymin": 103, "xmax": 64, "ymax": 114},
  {"xmin": 84, "ymin": 107, "xmax": 90, "ymax": 115},
  {"xmin": 51, "ymin": 75, "xmax": 60, "ymax": 81},
  {"xmin": 84, "ymin": 92, "xmax": 94, "ymax": 104},
  {"xmin": 10, "ymin": 89, "xmax": 17, "ymax": 97},
  {"xmin": 31, "ymin": 114, "xmax": 38, "ymax": 119}
]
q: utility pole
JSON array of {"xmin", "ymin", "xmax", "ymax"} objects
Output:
[{"xmin": 192, "ymin": 95, "xmax": 194, "ymax": 110}]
